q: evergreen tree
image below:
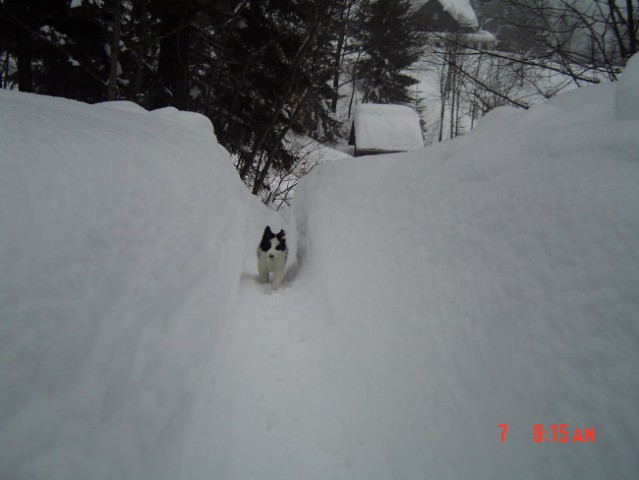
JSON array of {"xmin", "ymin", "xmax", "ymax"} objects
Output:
[
  {"xmin": 356, "ymin": 0, "xmax": 422, "ymax": 104},
  {"xmin": 0, "ymin": 0, "xmax": 108, "ymax": 101},
  {"xmin": 0, "ymin": 1, "xmax": 347, "ymax": 197},
  {"xmin": 193, "ymin": 0, "xmax": 342, "ymax": 194}
]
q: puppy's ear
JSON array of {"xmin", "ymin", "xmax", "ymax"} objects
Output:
[
  {"xmin": 277, "ymin": 229, "xmax": 286, "ymax": 238},
  {"xmin": 264, "ymin": 226, "xmax": 274, "ymax": 238}
]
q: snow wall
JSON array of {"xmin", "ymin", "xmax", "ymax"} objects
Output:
[
  {"xmin": 294, "ymin": 64, "xmax": 639, "ymax": 478},
  {"xmin": 0, "ymin": 89, "xmax": 277, "ymax": 479}
]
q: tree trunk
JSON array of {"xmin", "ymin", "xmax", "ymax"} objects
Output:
[
  {"xmin": 347, "ymin": 51, "xmax": 361, "ymax": 118},
  {"xmin": 627, "ymin": 0, "xmax": 637, "ymax": 57},
  {"xmin": 108, "ymin": 0, "xmax": 122, "ymax": 100},
  {"xmin": 331, "ymin": 0, "xmax": 350, "ymax": 113},
  {"xmin": 133, "ymin": 0, "xmax": 148, "ymax": 99},
  {"xmin": 15, "ymin": 29, "xmax": 33, "ymax": 92},
  {"xmin": 157, "ymin": 14, "xmax": 191, "ymax": 109},
  {"xmin": 1, "ymin": 51, "xmax": 10, "ymax": 88},
  {"xmin": 438, "ymin": 61, "xmax": 448, "ymax": 143}
]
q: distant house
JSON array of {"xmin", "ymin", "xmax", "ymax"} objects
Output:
[
  {"xmin": 414, "ymin": 0, "xmax": 478, "ymax": 33},
  {"xmin": 348, "ymin": 104, "xmax": 424, "ymax": 157},
  {"xmin": 413, "ymin": 0, "xmax": 497, "ymax": 49}
]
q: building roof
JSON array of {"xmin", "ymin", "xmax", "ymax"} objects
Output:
[
  {"xmin": 350, "ymin": 104, "xmax": 423, "ymax": 154},
  {"xmin": 413, "ymin": 0, "xmax": 479, "ymax": 28}
]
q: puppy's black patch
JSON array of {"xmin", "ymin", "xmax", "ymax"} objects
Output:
[
  {"xmin": 275, "ymin": 229, "xmax": 287, "ymax": 251},
  {"xmin": 259, "ymin": 226, "xmax": 275, "ymax": 252}
]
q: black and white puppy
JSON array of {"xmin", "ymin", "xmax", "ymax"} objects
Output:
[{"xmin": 257, "ymin": 226, "xmax": 288, "ymax": 289}]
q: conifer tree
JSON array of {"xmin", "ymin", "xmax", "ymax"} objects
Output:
[
  {"xmin": 356, "ymin": 0, "xmax": 422, "ymax": 104},
  {"xmin": 195, "ymin": 0, "xmax": 342, "ymax": 194},
  {"xmin": 0, "ymin": 0, "xmax": 107, "ymax": 100}
]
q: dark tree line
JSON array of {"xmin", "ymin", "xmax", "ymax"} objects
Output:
[
  {"xmin": 0, "ymin": 0, "xmax": 109, "ymax": 100},
  {"xmin": 5, "ymin": 1, "xmax": 633, "ymax": 198},
  {"xmin": 0, "ymin": 0, "xmax": 424, "ymax": 197}
]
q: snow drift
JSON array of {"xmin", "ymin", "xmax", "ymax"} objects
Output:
[
  {"xmin": 0, "ymin": 90, "xmax": 259, "ymax": 478},
  {"xmin": 294, "ymin": 62, "xmax": 639, "ymax": 478},
  {"xmin": 615, "ymin": 53, "xmax": 639, "ymax": 121}
]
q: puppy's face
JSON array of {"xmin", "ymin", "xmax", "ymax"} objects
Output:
[{"xmin": 259, "ymin": 227, "xmax": 287, "ymax": 260}]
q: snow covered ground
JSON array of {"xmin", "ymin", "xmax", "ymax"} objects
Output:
[{"xmin": 1, "ymin": 55, "xmax": 639, "ymax": 479}]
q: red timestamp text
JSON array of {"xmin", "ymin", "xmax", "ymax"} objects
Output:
[
  {"xmin": 498, "ymin": 423, "xmax": 595, "ymax": 443},
  {"xmin": 534, "ymin": 424, "xmax": 595, "ymax": 443}
]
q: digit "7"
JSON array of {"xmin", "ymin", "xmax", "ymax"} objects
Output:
[{"xmin": 498, "ymin": 424, "xmax": 509, "ymax": 443}]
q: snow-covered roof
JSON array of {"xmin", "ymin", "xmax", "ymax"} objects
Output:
[
  {"xmin": 352, "ymin": 104, "xmax": 423, "ymax": 153},
  {"xmin": 413, "ymin": 0, "xmax": 479, "ymax": 28},
  {"xmin": 465, "ymin": 30, "xmax": 497, "ymax": 47},
  {"xmin": 426, "ymin": 29, "xmax": 497, "ymax": 49}
]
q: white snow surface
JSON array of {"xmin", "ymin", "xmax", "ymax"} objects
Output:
[
  {"xmin": 615, "ymin": 53, "xmax": 639, "ymax": 121},
  {"xmin": 0, "ymin": 90, "xmax": 257, "ymax": 479},
  {"xmin": 440, "ymin": 0, "xmax": 478, "ymax": 27},
  {"xmin": 2, "ymin": 53, "xmax": 639, "ymax": 480},
  {"xmin": 352, "ymin": 103, "xmax": 424, "ymax": 153}
]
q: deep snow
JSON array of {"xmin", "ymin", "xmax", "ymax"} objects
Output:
[
  {"xmin": 0, "ymin": 91, "xmax": 257, "ymax": 478},
  {"xmin": 1, "ymin": 55, "xmax": 639, "ymax": 480}
]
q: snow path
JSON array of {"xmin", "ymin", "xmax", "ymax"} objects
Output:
[{"xmin": 196, "ymin": 270, "xmax": 360, "ymax": 479}]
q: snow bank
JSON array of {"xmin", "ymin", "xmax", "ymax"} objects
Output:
[
  {"xmin": 615, "ymin": 53, "xmax": 639, "ymax": 121},
  {"xmin": 0, "ymin": 90, "xmax": 255, "ymax": 479},
  {"xmin": 352, "ymin": 103, "xmax": 423, "ymax": 154},
  {"xmin": 294, "ymin": 67, "xmax": 639, "ymax": 478}
]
